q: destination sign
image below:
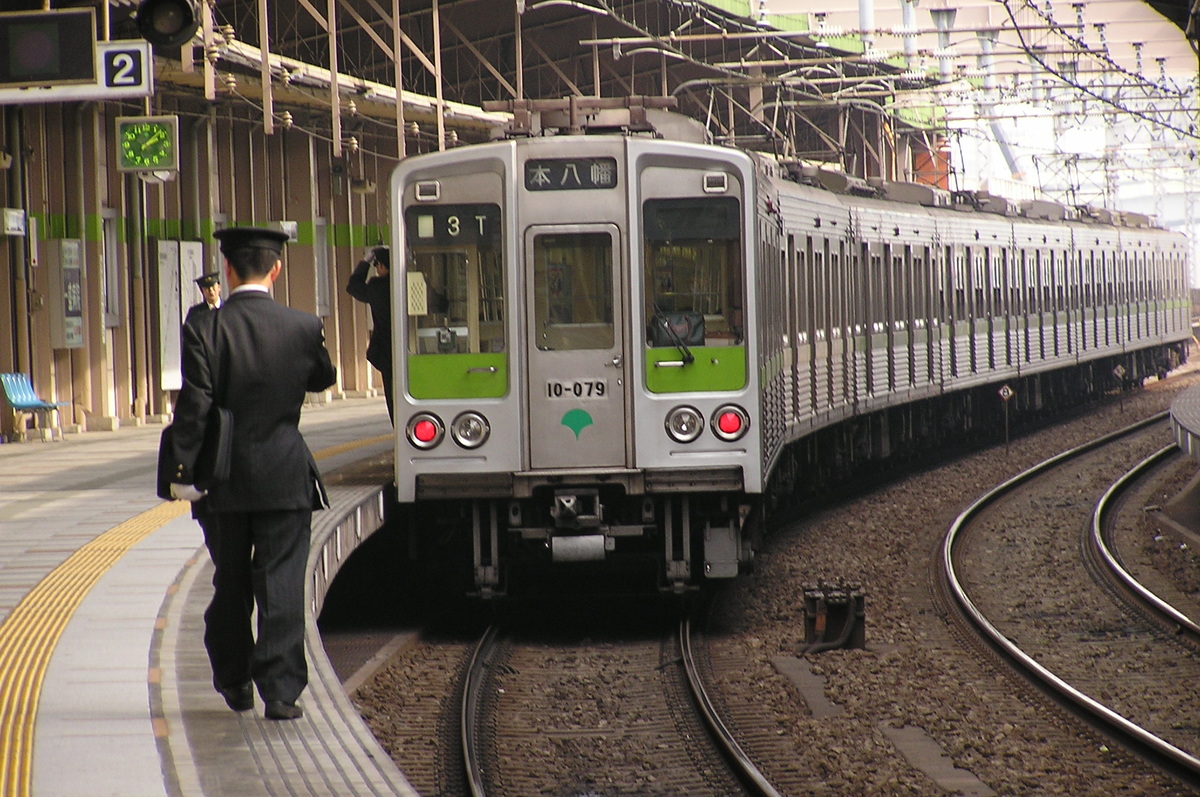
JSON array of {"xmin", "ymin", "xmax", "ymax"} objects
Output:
[
  {"xmin": 524, "ymin": 157, "xmax": 618, "ymax": 191},
  {"xmin": 406, "ymin": 203, "xmax": 501, "ymax": 247}
]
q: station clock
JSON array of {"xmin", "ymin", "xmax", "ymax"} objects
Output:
[{"xmin": 116, "ymin": 115, "xmax": 179, "ymax": 172}]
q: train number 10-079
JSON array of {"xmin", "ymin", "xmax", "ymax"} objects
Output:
[{"xmin": 546, "ymin": 379, "xmax": 607, "ymax": 398}]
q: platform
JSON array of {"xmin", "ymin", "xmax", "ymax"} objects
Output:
[
  {"xmin": 1171, "ymin": 383, "xmax": 1200, "ymax": 464},
  {"xmin": 0, "ymin": 397, "xmax": 420, "ymax": 797}
]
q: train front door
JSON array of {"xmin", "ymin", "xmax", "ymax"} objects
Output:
[{"xmin": 524, "ymin": 224, "xmax": 628, "ymax": 469}]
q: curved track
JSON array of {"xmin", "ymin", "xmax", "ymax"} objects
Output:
[
  {"xmin": 1089, "ymin": 446, "xmax": 1200, "ymax": 646},
  {"xmin": 942, "ymin": 413, "xmax": 1200, "ymax": 785}
]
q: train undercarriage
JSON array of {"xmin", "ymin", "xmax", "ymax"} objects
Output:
[
  {"xmin": 401, "ymin": 482, "xmax": 756, "ymax": 599},
  {"xmin": 765, "ymin": 343, "xmax": 1188, "ymax": 511},
  {"xmin": 398, "ymin": 343, "xmax": 1185, "ymax": 600}
]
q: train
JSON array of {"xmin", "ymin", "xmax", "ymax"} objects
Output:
[{"xmin": 386, "ymin": 99, "xmax": 1191, "ymax": 598}]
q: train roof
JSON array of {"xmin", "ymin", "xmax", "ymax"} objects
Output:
[
  {"xmin": 750, "ymin": 151, "xmax": 1164, "ymax": 231},
  {"xmin": 482, "ymin": 97, "xmax": 710, "ymax": 144}
]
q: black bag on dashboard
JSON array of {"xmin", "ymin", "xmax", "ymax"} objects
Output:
[{"xmin": 649, "ymin": 311, "xmax": 705, "ymax": 347}]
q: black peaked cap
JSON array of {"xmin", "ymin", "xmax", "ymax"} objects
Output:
[{"xmin": 213, "ymin": 226, "xmax": 289, "ymax": 256}]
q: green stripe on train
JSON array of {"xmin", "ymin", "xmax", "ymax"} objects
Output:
[
  {"xmin": 645, "ymin": 346, "xmax": 746, "ymax": 393},
  {"xmin": 407, "ymin": 353, "xmax": 508, "ymax": 399}
]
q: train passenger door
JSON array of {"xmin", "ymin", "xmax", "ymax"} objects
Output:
[{"xmin": 524, "ymin": 224, "xmax": 628, "ymax": 469}]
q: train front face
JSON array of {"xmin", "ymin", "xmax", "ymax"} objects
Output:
[{"xmin": 391, "ymin": 136, "xmax": 762, "ymax": 597}]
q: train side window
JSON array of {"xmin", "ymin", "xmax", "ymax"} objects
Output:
[
  {"xmin": 1053, "ymin": 251, "xmax": 1064, "ymax": 312},
  {"xmin": 953, "ymin": 249, "xmax": 967, "ymax": 320},
  {"xmin": 815, "ymin": 247, "xmax": 827, "ymax": 336},
  {"xmin": 1029, "ymin": 251, "xmax": 1036, "ymax": 312},
  {"xmin": 829, "ymin": 247, "xmax": 840, "ymax": 334},
  {"xmin": 937, "ymin": 246, "xmax": 949, "ymax": 321},
  {"xmin": 1083, "ymin": 253, "xmax": 1093, "ymax": 307},
  {"xmin": 916, "ymin": 246, "xmax": 930, "ymax": 325},
  {"xmin": 1008, "ymin": 249, "xmax": 1019, "ymax": 313},
  {"xmin": 801, "ymin": 244, "xmax": 811, "ymax": 340},
  {"xmin": 642, "ymin": 197, "xmax": 743, "ymax": 347}
]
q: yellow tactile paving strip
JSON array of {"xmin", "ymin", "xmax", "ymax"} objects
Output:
[
  {"xmin": 0, "ymin": 432, "xmax": 391, "ymax": 797},
  {"xmin": 0, "ymin": 500, "xmax": 190, "ymax": 797}
]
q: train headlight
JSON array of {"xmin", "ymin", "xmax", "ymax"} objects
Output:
[
  {"xmin": 665, "ymin": 405, "xmax": 704, "ymax": 443},
  {"xmin": 450, "ymin": 411, "xmax": 490, "ymax": 449},
  {"xmin": 406, "ymin": 412, "xmax": 444, "ymax": 450},
  {"xmin": 712, "ymin": 405, "xmax": 750, "ymax": 442}
]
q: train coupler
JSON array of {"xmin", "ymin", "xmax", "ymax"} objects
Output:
[
  {"xmin": 550, "ymin": 488, "xmax": 602, "ymax": 530},
  {"xmin": 801, "ymin": 582, "xmax": 866, "ymax": 653}
]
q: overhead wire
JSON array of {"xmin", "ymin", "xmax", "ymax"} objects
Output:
[{"xmin": 997, "ymin": 0, "xmax": 1198, "ymax": 140}]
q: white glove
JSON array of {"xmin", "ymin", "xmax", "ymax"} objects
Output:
[
  {"xmin": 363, "ymin": 247, "xmax": 377, "ymax": 263},
  {"xmin": 170, "ymin": 483, "xmax": 207, "ymax": 502}
]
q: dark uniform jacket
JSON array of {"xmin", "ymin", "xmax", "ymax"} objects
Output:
[
  {"xmin": 346, "ymin": 261, "xmax": 391, "ymax": 373},
  {"xmin": 184, "ymin": 300, "xmax": 218, "ymax": 327},
  {"xmin": 170, "ymin": 289, "xmax": 337, "ymax": 512}
]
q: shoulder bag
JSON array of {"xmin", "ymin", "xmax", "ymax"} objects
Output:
[{"xmin": 156, "ymin": 310, "xmax": 234, "ymax": 499}]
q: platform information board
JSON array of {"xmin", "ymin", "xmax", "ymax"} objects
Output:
[{"xmin": 0, "ymin": 41, "xmax": 153, "ymax": 105}]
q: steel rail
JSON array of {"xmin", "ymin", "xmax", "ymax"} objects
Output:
[
  {"xmin": 941, "ymin": 412, "xmax": 1200, "ymax": 784},
  {"xmin": 1089, "ymin": 444, "xmax": 1200, "ymax": 642},
  {"xmin": 679, "ymin": 614, "xmax": 785, "ymax": 797},
  {"xmin": 461, "ymin": 623, "xmax": 501, "ymax": 797}
]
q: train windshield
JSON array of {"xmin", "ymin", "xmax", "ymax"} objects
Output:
[
  {"xmin": 642, "ymin": 197, "xmax": 744, "ymax": 349},
  {"xmin": 403, "ymin": 203, "xmax": 504, "ymax": 356}
]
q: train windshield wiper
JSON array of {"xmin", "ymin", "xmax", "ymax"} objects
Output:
[{"xmin": 652, "ymin": 303, "xmax": 694, "ymax": 365}]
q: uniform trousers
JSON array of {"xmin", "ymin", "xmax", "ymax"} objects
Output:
[
  {"xmin": 379, "ymin": 365, "xmax": 394, "ymax": 425},
  {"xmin": 199, "ymin": 508, "xmax": 311, "ymax": 704}
]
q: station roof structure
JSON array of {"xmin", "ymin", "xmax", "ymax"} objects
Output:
[{"xmin": 30, "ymin": 1, "xmax": 1200, "ymax": 186}]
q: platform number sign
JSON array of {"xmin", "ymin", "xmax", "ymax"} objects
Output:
[
  {"xmin": 103, "ymin": 46, "xmax": 146, "ymax": 91},
  {"xmin": 998, "ymin": 384, "xmax": 1013, "ymax": 402}
]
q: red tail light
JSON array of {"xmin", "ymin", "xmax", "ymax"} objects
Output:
[
  {"xmin": 712, "ymin": 405, "xmax": 749, "ymax": 441},
  {"xmin": 406, "ymin": 412, "xmax": 444, "ymax": 449}
]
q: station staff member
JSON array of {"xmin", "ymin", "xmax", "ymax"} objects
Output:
[
  {"xmin": 346, "ymin": 246, "xmax": 393, "ymax": 424},
  {"xmin": 168, "ymin": 226, "xmax": 337, "ymax": 721},
  {"xmin": 185, "ymin": 271, "xmax": 222, "ymax": 325}
]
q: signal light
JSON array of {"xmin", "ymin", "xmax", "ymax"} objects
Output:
[
  {"xmin": 712, "ymin": 405, "xmax": 750, "ymax": 441},
  {"xmin": 406, "ymin": 412, "xmax": 444, "ymax": 450},
  {"xmin": 135, "ymin": 0, "xmax": 200, "ymax": 48}
]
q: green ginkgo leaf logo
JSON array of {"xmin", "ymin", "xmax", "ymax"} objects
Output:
[{"xmin": 561, "ymin": 408, "xmax": 593, "ymax": 439}]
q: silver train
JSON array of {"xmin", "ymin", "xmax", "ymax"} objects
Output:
[{"xmin": 387, "ymin": 104, "xmax": 1191, "ymax": 597}]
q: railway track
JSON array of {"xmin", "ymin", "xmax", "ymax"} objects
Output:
[
  {"xmin": 1089, "ymin": 446, "xmax": 1200, "ymax": 649},
  {"xmin": 457, "ymin": 604, "xmax": 784, "ymax": 797},
  {"xmin": 342, "ymin": 376, "xmax": 1200, "ymax": 794},
  {"xmin": 942, "ymin": 413, "xmax": 1200, "ymax": 787}
]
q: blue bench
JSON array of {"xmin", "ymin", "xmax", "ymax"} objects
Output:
[{"xmin": 1, "ymin": 373, "xmax": 70, "ymax": 435}]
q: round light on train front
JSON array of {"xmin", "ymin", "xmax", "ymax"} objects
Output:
[
  {"xmin": 406, "ymin": 412, "xmax": 444, "ymax": 450},
  {"xmin": 665, "ymin": 405, "xmax": 704, "ymax": 443},
  {"xmin": 450, "ymin": 411, "xmax": 490, "ymax": 449},
  {"xmin": 712, "ymin": 405, "xmax": 750, "ymax": 442}
]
